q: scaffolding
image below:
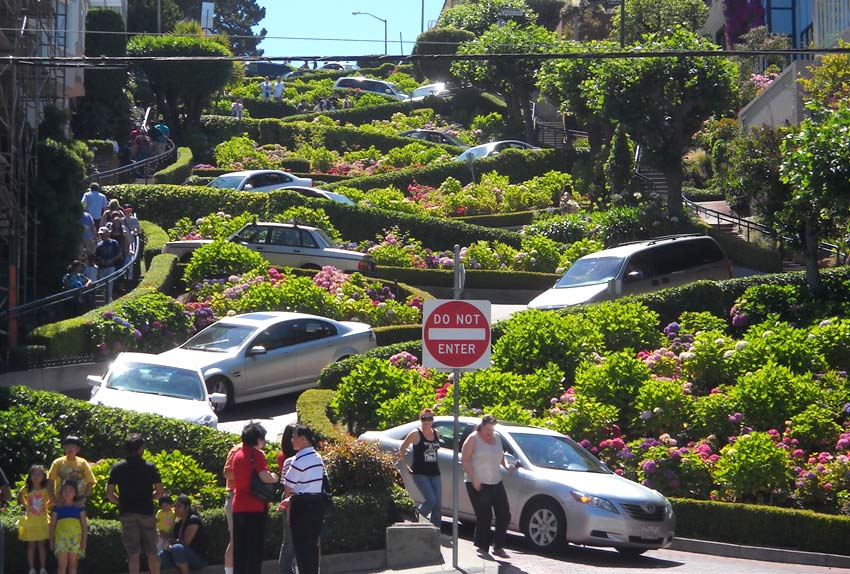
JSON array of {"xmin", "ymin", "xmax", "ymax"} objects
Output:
[{"xmin": 0, "ymin": 0, "xmax": 67, "ymax": 342}]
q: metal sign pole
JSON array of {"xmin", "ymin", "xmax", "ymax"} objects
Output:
[{"xmin": 451, "ymin": 244, "xmax": 461, "ymax": 569}]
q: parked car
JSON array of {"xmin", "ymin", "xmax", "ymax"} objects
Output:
[
  {"xmin": 207, "ymin": 170, "xmax": 313, "ymax": 193},
  {"xmin": 409, "ymin": 82, "xmax": 450, "ymax": 101},
  {"xmin": 320, "ymin": 62, "xmax": 358, "ymax": 71},
  {"xmin": 360, "ymin": 417, "xmax": 675, "ymax": 554},
  {"xmin": 528, "ymin": 235, "xmax": 732, "ymax": 310},
  {"xmin": 282, "ymin": 185, "xmax": 356, "ymax": 205},
  {"xmin": 162, "ymin": 221, "xmax": 376, "ymax": 273},
  {"xmin": 399, "ymin": 129, "xmax": 468, "ymax": 148},
  {"xmin": 333, "ymin": 76, "xmax": 409, "ymax": 101},
  {"xmin": 159, "ymin": 312, "xmax": 376, "ymax": 411},
  {"xmin": 87, "ymin": 353, "xmax": 227, "ymax": 428},
  {"xmin": 455, "ymin": 140, "xmax": 540, "ymax": 162}
]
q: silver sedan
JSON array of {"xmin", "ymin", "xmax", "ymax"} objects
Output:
[{"xmin": 360, "ymin": 417, "xmax": 675, "ymax": 555}]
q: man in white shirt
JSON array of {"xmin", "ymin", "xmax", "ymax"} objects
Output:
[
  {"xmin": 81, "ymin": 183, "xmax": 109, "ymax": 221},
  {"xmin": 282, "ymin": 425, "xmax": 326, "ymax": 574},
  {"xmin": 273, "ymin": 77, "xmax": 285, "ymax": 102}
]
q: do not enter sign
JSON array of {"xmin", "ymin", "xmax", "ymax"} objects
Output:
[{"xmin": 422, "ymin": 299, "xmax": 491, "ymax": 371}]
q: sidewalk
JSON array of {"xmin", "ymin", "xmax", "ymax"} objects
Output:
[{"xmin": 365, "ymin": 532, "xmax": 501, "ymax": 574}]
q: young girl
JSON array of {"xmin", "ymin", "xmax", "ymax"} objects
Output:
[
  {"xmin": 49, "ymin": 480, "xmax": 88, "ymax": 574},
  {"xmin": 18, "ymin": 464, "xmax": 51, "ymax": 574}
]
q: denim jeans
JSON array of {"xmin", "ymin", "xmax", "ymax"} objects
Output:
[
  {"xmin": 158, "ymin": 543, "xmax": 206, "ymax": 570},
  {"xmin": 277, "ymin": 510, "xmax": 296, "ymax": 574},
  {"xmin": 412, "ymin": 473, "xmax": 442, "ymax": 528}
]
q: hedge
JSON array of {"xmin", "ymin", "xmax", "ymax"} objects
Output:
[
  {"xmin": 325, "ymin": 148, "xmax": 569, "ymax": 192},
  {"xmin": 29, "ymin": 253, "xmax": 181, "ymax": 357},
  {"xmin": 152, "ymin": 146, "xmax": 193, "ymax": 185},
  {"xmin": 139, "ymin": 219, "xmax": 168, "ymax": 269},
  {"xmin": 104, "ymin": 185, "xmax": 524, "ymax": 250},
  {"xmin": 453, "ymin": 210, "xmax": 537, "ymax": 229},
  {"xmin": 374, "ymin": 267, "xmax": 559, "ymax": 291},
  {"xmin": 671, "ymin": 498, "xmax": 850, "ymax": 555},
  {"xmin": 373, "ymin": 324, "xmax": 422, "ymax": 346},
  {"xmin": 279, "ymin": 97, "xmax": 454, "ymax": 126},
  {"xmin": 297, "ymin": 388, "xmax": 344, "ymax": 442},
  {"xmin": 317, "ymin": 340, "xmax": 423, "ymax": 391},
  {"xmin": 708, "ymin": 227, "xmax": 783, "ymax": 273}
]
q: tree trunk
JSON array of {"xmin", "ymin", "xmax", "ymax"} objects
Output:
[
  {"xmin": 663, "ymin": 163, "xmax": 684, "ymax": 219},
  {"xmin": 803, "ymin": 217, "xmax": 823, "ymax": 295}
]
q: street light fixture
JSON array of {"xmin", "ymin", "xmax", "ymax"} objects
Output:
[{"xmin": 352, "ymin": 11, "xmax": 388, "ymax": 55}]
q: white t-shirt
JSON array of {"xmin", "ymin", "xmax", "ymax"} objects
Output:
[
  {"xmin": 273, "ymin": 82, "xmax": 285, "ymax": 99},
  {"xmin": 81, "ymin": 190, "xmax": 109, "ymax": 220}
]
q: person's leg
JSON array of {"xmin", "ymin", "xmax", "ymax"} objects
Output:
[
  {"xmin": 57, "ymin": 552, "xmax": 69, "ymax": 574},
  {"xmin": 158, "ymin": 548, "xmax": 177, "ymax": 571},
  {"xmin": 181, "ymin": 545, "xmax": 207, "ymax": 570},
  {"xmin": 232, "ymin": 512, "xmax": 247, "ymax": 574},
  {"xmin": 139, "ymin": 514, "xmax": 161, "ymax": 574},
  {"xmin": 224, "ymin": 492, "xmax": 234, "ymax": 571},
  {"xmin": 428, "ymin": 474, "xmax": 442, "ymax": 527},
  {"xmin": 28, "ymin": 540, "xmax": 36, "ymax": 570},
  {"xmin": 411, "ymin": 473, "xmax": 434, "ymax": 521},
  {"xmin": 466, "ymin": 482, "xmax": 492, "ymax": 551},
  {"xmin": 127, "ymin": 553, "xmax": 141, "ymax": 574},
  {"xmin": 277, "ymin": 511, "xmax": 295, "ymax": 574},
  {"xmin": 290, "ymin": 498, "xmax": 325, "ymax": 574},
  {"xmin": 251, "ymin": 512, "xmax": 267, "ymax": 574},
  {"xmin": 38, "ymin": 539, "xmax": 47, "ymax": 571},
  {"xmin": 167, "ymin": 543, "xmax": 190, "ymax": 574},
  {"xmin": 68, "ymin": 552, "xmax": 78, "ymax": 574},
  {"xmin": 491, "ymin": 483, "xmax": 511, "ymax": 551}
]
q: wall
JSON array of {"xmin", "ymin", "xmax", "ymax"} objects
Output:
[{"xmin": 738, "ymin": 59, "xmax": 812, "ymax": 130}]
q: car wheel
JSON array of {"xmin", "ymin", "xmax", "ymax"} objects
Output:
[
  {"xmin": 206, "ymin": 376, "xmax": 233, "ymax": 413},
  {"xmin": 300, "ymin": 264, "xmax": 321, "ymax": 271},
  {"xmin": 616, "ymin": 547, "xmax": 647, "ymax": 557},
  {"xmin": 522, "ymin": 498, "xmax": 566, "ymax": 552}
]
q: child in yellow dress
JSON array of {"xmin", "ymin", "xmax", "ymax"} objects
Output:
[
  {"xmin": 156, "ymin": 495, "xmax": 176, "ymax": 552},
  {"xmin": 18, "ymin": 464, "xmax": 51, "ymax": 574},
  {"xmin": 49, "ymin": 480, "xmax": 88, "ymax": 574}
]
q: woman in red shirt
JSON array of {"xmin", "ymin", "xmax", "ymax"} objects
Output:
[{"xmin": 231, "ymin": 422, "xmax": 278, "ymax": 574}]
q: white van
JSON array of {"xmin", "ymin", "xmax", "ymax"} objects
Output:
[
  {"xmin": 333, "ymin": 76, "xmax": 409, "ymax": 101},
  {"xmin": 528, "ymin": 235, "xmax": 732, "ymax": 310}
]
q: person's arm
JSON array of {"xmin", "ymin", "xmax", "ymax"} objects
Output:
[
  {"xmin": 397, "ymin": 430, "xmax": 419, "ymax": 473},
  {"xmin": 153, "ymin": 481, "xmax": 164, "ymax": 501},
  {"xmin": 79, "ymin": 510, "xmax": 88, "ymax": 553},
  {"xmin": 223, "ymin": 447, "xmax": 236, "ymax": 482},
  {"xmin": 106, "ymin": 483, "xmax": 119, "ymax": 506},
  {"xmin": 461, "ymin": 433, "xmax": 480, "ymax": 491},
  {"xmin": 180, "ymin": 522, "xmax": 200, "ymax": 546},
  {"xmin": 17, "ymin": 487, "xmax": 26, "ymax": 506},
  {"xmin": 256, "ymin": 449, "xmax": 278, "ymax": 484}
]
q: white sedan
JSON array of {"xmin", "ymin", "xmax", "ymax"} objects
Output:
[
  {"xmin": 207, "ymin": 170, "xmax": 314, "ymax": 193},
  {"xmin": 88, "ymin": 353, "xmax": 227, "ymax": 428},
  {"xmin": 455, "ymin": 140, "xmax": 541, "ymax": 162},
  {"xmin": 361, "ymin": 417, "xmax": 675, "ymax": 555},
  {"xmin": 160, "ymin": 312, "xmax": 376, "ymax": 412}
]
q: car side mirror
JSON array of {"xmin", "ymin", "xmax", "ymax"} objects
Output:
[
  {"xmin": 243, "ymin": 184, "xmax": 253, "ymax": 191},
  {"xmin": 505, "ymin": 453, "xmax": 521, "ymax": 469},
  {"xmin": 625, "ymin": 270, "xmax": 642, "ymax": 283},
  {"xmin": 247, "ymin": 345, "xmax": 267, "ymax": 356},
  {"xmin": 86, "ymin": 375, "xmax": 104, "ymax": 387}
]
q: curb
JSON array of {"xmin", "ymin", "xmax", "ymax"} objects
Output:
[{"xmin": 671, "ymin": 537, "xmax": 850, "ymax": 569}]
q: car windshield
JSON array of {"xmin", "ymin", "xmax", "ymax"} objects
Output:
[
  {"xmin": 208, "ymin": 175, "xmax": 244, "ymax": 190},
  {"xmin": 458, "ymin": 146, "xmax": 490, "ymax": 161},
  {"xmin": 511, "ymin": 432, "xmax": 610, "ymax": 473},
  {"xmin": 312, "ymin": 228, "xmax": 336, "ymax": 248},
  {"xmin": 181, "ymin": 323, "xmax": 255, "ymax": 352},
  {"xmin": 106, "ymin": 362, "xmax": 205, "ymax": 401},
  {"xmin": 555, "ymin": 256, "xmax": 624, "ymax": 288}
]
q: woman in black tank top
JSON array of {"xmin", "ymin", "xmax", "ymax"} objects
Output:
[{"xmin": 397, "ymin": 408, "xmax": 443, "ymax": 528}]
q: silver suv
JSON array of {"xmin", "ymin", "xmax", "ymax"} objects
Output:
[
  {"xmin": 333, "ymin": 76, "xmax": 408, "ymax": 100},
  {"xmin": 528, "ymin": 235, "xmax": 732, "ymax": 310}
]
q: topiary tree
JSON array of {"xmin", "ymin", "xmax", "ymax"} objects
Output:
[
  {"xmin": 604, "ymin": 124, "xmax": 635, "ymax": 200},
  {"xmin": 411, "ymin": 27, "xmax": 476, "ymax": 82},
  {"xmin": 127, "ymin": 34, "xmax": 234, "ymax": 140}
]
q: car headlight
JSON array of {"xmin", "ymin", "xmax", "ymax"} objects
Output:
[
  {"xmin": 570, "ymin": 491, "xmax": 620, "ymax": 514},
  {"xmin": 194, "ymin": 414, "xmax": 218, "ymax": 428}
]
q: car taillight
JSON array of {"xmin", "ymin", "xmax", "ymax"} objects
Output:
[
  {"xmin": 358, "ymin": 260, "xmax": 376, "ymax": 273},
  {"xmin": 307, "ymin": 179, "xmax": 314, "ymax": 186}
]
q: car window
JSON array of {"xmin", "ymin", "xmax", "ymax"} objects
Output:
[
  {"xmin": 556, "ymin": 256, "xmax": 625, "ymax": 288},
  {"xmin": 108, "ymin": 363, "xmax": 205, "ymax": 401},
  {"xmin": 291, "ymin": 319, "xmax": 336, "ymax": 344},
  {"xmin": 627, "ymin": 251, "xmax": 657, "ymax": 279},
  {"xmin": 209, "ymin": 175, "xmax": 243, "ymax": 189},
  {"xmin": 688, "ymin": 238, "xmax": 725, "ymax": 264},
  {"xmin": 295, "ymin": 187, "xmax": 322, "ymax": 198},
  {"xmin": 245, "ymin": 174, "xmax": 265, "ymax": 188},
  {"xmin": 250, "ymin": 321, "xmax": 296, "ymax": 351},
  {"xmin": 300, "ymin": 230, "xmax": 319, "ymax": 248},
  {"xmin": 433, "ymin": 421, "xmax": 474, "ymax": 450},
  {"xmin": 233, "ymin": 225, "xmax": 269, "ymax": 244},
  {"xmin": 269, "ymin": 227, "xmax": 300, "ymax": 247},
  {"xmin": 264, "ymin": 172, "xmax": 284, "ymax": 185},
  {"xmin": 182, "ymin": 323, "xmax": 256, "ymax": 352},
  {"xmin": 510, "ymin": 432, "xmax": 609, "ymax": 473}
]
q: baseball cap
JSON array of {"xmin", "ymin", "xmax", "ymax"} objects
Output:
[
  {"xmin": 61, "ymin": 435, "xmax": 82, "ymax": 447},
  {"xmin": 98, "ymin": 226, "xmax": 110, "ymax": 234}
]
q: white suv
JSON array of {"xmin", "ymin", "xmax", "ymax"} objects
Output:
[{"xmin": 333, "ymin": 76, "xmax": 409, "ymax": 101}]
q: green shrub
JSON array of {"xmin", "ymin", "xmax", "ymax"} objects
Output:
[
  {"xmin": 541, "ymin": 395, "xmax": 619, "ymax": 445},
  {"xmin": 637, "ymin": 444, "xmax": 712, "ymax": 499},
  {"xmin": 0, "ymin": 405, "xmax": 62, "ymax": 479},
  {"xmin": 322, "ymin": 435, "xmax": 397, "ymax": 494},
  {"xmin": 724, "ymin": 321, "xmax": 827, "ymax": 377},
  {"xmin": 183, "ymin": 240, "xmax": 268, "ymax": 286},
  {"xmin": 524, "ymin": 213, "xmax": 592, "ymax": 244},
  {"xmin": 809, "ymin": 318, "xmax": 850, "ymax": 371},
  {"xmin": 152, "ymin": 146, "xmax": 194, "ymax": 184},
  {"xmin": 317, "ymin": 341, "xmax": 422, "ymax": 390},
  {"xmin": 634, "ymin": 377, "xmax": 694, "ymax": 436},
  {"xmin": 492, "ymin": 310, "xmax": 603, "ymax": 383},
  {"xmin": 140, "ymin": 220, "xmax": 169, "ymax": 269},
  {"xmin": 573, "ymin": 351, "xmax": 652, "ymax": 425},
  {"xmin": 678, "ymin": 310, "xmax": 728, "ymax": 334},
  {"xmin": 728, "ymin": 361, "xmax": 822, "ymax": 430},
  {"xmin": 789, "ymin": 404, "xmax": 843, "ymax": 452},
  {"xmin": 579, "ymin": 301, "xmax": 662, "ymax": 353},
  {"xmin": 689, "ymin": 390, "xmax": 738, "ymax": 440},
  {"xmin": 296, "ymin": 389, "xmax": 345, "ymax": 442},
  {"xmin": 713, "ymin": 431, "xmax": 792, "ymax": 502}
]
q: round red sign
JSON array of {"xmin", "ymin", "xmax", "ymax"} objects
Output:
[{"xmin": 423, "ymin": 300, "xmax": 491, "ymax": 368}]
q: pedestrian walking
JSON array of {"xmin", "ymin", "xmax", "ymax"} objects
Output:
[
  {"xmin": 282, "ymin": 425, "xmax": 326, "ymax": 574},
  {"xmin": 275, "ymin": 425, "xmax": 297, "ymax": 574},
  {"xmin": 397, "ymin": 408, "xmax": 442, "ymax": 527},
  {"xmin": 461, "ymin": 414, "xmax": 513, "ymax": 559},
  {"xmin": 231, "ymin": 422, "xmax": 278, "ymax": 574},
  {"xmin": 106, "ymin": 434, "xmax": 164, "ymax": 574}
]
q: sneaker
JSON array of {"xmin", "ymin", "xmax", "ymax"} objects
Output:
[{"xmin": 492, "ymin": 548, "xmax": 509, "ymax": 558}]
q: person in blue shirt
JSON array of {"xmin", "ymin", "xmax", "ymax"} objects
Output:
[{"xmin": 94, "ymin": 227, "xmax": 122, "ymax": 303}]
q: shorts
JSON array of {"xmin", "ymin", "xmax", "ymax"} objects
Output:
[
  {"xmin": 119, "ymin": 513, "xmax": 158, "ymax": 556},
  {"xmin": 225, "ymin": 491, "xmax": 234, "ymax": 532}
]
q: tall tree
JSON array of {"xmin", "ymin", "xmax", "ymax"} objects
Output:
[
  {"xmin": 610, "ymin": 0, "xmax": 707, "ymax": 44},
  {"xmin": 437, "ymin": 0, "xmax": 536, "ymax": 36},
  {"xmin": 412, "ymin": 27, "xmax": 476, "ymax": 82},
  {"xmin": 173, "ymin": 0, "xmax": 267, "ymax": 56},
  {"xmin": 779, "ymin": 102, "xmax": 850, "ymax": 293},
  {"xmin": 127, "ymin": 35, "xmax": 233, "ymax": 138},
  {"xmin": 580, "ymin": 28, "xmax": 738, "ymax": 217},
  {"xmin": 452, "ymin": 22, "xmax": 560, "ymax": 143},
  {"xmin": 127, "ymin": 0, "xmax": 183, "ymax": 34}
]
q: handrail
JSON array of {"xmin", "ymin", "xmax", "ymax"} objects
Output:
[
  {"xmin": 0, "ymin": 234, "xmax": 141, "ymax": 323},
  {"xmin": 85, "ymin": 139, "xmax": 176, "ymax": 186},
  {"xmin": 633, "ymin": 145, "xmax": 656, "ymax": 196},
  {"xmin": 682, "ymin": 196, "xmax": 845, "ymax": 262}
]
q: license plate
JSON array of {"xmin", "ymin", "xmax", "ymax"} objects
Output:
[{"xmin": 641, "ymin": 526, "xmax": 659, "ymax": 540}]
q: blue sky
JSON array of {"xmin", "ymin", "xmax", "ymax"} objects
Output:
[{"xmin": 254, "ymin": 0, "xmax": 445, "ymax": 60}]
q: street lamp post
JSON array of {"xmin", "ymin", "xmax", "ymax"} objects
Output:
[{"xmin": 352, "ymin": 11, "xmax": 388, "ymax": 55}]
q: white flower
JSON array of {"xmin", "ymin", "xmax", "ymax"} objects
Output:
[
  {"xmin": 820, "ymin": 319, "xmax": 833, "ymax": 327},
  {"xmin": 723, "ymin": 350, "xmax": 735, "ymax": 359},
  {"xmin": 762, "ymin": 330, "xmax": 773, "ymax": 338},
  {"xmin": 734, "ymin": 340, "xmax": 748, "ymax": 351},
  {"xmin": 714, "ymin": 337, "xmax": 726, "ymax": 345}
]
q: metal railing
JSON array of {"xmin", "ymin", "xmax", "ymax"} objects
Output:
[
  {"xmin": 533, "ymin": 119, "xmax": 588, "ymax": 151},
  {"xmin": 633, "ymin": 145, "xmax": 656, "ymax": 197},
  {"xmin": 84, "ymin": 139, "xmax": 176, "ymax": 186}
]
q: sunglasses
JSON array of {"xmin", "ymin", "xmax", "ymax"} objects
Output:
[{"xmin": 420, "ymin": 416, "xmax": 434, "ymax": 421}]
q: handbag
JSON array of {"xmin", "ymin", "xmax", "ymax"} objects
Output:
[{"xmin": 250, "ymin": 451, "xmax": 277, "ymax": 503}]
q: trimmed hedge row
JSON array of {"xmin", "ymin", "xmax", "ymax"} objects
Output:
[
  {"xmin": 152, "ymin": 146, "xmax": 193, "ymax": 185},
  {"xmin": 279, "ymin": 97, "xmax": 454, "ymax": 126},
  {"xmin": 105, "ymin": 185, "xmax": 524, "ymax": 250},
  {"xmin": 29, "ymin": 253, "xmax": 181, "ymax": 357},
  {"xmin": 317, "ymin": 340, "xmax": 423, "ymax": 391},
  {"xmin": 297, "ymin": 388, "xmax": 344, "ymax": 443},
  {"xmin": 671, "ymin": 498, "xmax": 850, "ymax": 555},
  {"xmin": 325, "ymin": 148, "xmax": 569, "ymax": 191},
  {"xmin": 140, "ymin": 220, "xmax": 169, "ymax": 269},
  {"xmin": 373, "ymin": 324, "xmax": 422, "ymax": 347},
  {"xmin": 453, "ymin": 210, "xmax": 538, "ymax": 228},
  {"xmin": 374, "ymin": 267, "xmax": 559, "ymax": 291}
]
